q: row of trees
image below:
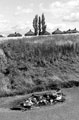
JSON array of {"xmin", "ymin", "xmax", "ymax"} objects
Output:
[{"xmin": 33, "ymin": 13, "xmax": 47, "ymax": 35}]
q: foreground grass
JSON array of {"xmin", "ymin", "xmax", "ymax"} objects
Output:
[{"xmin": 0, "ymin": 35, "xmax": 79, "ymax": 96}]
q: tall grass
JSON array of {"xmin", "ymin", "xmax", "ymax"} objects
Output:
[
  {"xmin": 0, "ymin": 37, "xmax": 79, "ymax": 96},
  {"xmin": 0, "ymin": 39, "xmax": 77, "ymax": 61}
]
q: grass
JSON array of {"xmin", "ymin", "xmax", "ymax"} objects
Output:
[{"xmin": 0, "ymin": 35, "xmax": 79, "ymax": 96}]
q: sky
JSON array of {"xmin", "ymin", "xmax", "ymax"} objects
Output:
[{"xmin": 0, "ymin": 0, "xmax": 79, "ymax": 35}]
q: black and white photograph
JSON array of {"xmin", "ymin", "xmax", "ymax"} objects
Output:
[{"xmin": 0, "ymin": 0, "xmax": 79, "ymax": 120}]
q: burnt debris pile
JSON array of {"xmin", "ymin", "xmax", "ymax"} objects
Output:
[{"xmin": 10, "ymin": 90, "xmax": 65, "ymax": 111}]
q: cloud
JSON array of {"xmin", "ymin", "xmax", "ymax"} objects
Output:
[
  {"xmin": 0, "ymin": 14, "xmax": 4, "ymax": 18},
  {"xmin": 47, "ymin": 22, "xmax": 67, "ymax": 31},
  {"xmin": 17, "ymin": 6, "xmax": 21, "ymax": 10},
  {"xmin": 0, "ymin": 14, "xmax": 12, "ymax": 33},
  {"xmin": 0, "ymin": 12, "xmax": 32, "ymax": 34},
  {"xmin": 29, "ymin": 3, "xmax": 34, "ymax": 7},
  {"xmin": 16, "ymin": 21, "xmax": 31, "ymax": 29},
  {"xmin": 15, "ymin": 6, "xmax": 33, "ymax": 15},
  {"xmin": 39, "ymin": 0, "xmax": 79, "ymax": 22},
  {"xmin": 22, "ymin": 8, "xmax": 33, "ymax": 14},
  {"xmin": 9, "ymin": 20, "xmax": 32, "ymax": 34},
  {"xmin": 63, "ymin": 12, "xmax": 79, "ymax": 22},
  {"xmin": 41, "ymin": 0, "xmax": 79, "ymax": 12}
]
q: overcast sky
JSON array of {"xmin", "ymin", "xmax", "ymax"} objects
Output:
[{"xmin": 0, "ymin": 0, "xmax": 79, "ymax": 34}]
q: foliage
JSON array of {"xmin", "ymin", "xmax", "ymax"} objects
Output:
[
  {"xmin": 38, "ymin": 16, "xmax": 42, "ymax": 35},
  {"xmin": 33, "ymin": 13, "xmax": 47, "ymax": 35},
  {"xmin": 41, "ymin": 13, "xmax": 46, "ymax": 35},
  {"xmin": 33, "ymin": 15, "xmax": 38, "ymax": 35}
]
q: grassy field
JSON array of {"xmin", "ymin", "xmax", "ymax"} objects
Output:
[
  {"xmin": 0, "ymin": 34, "xmax": 79, "ymax": 96},
  {"xmin": 0, "ymin": 34, "xmax": 79, "ymax": 119}
]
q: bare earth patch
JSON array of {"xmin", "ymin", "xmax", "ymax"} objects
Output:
[{"xmin": 0, "ymin": 88, "xmax": 78, "ymax": 120}]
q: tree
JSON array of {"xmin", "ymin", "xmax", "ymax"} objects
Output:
[
  {"xmin": 33, "ymin": 15, "xmax": 38, "ymax": 35},
  {"xmin": 38, "ymin": 16, "xmax": 41, "ymax": 35},
  {"xmin": 41, "ymin": 13, "xmax": 46, "ymax": 35}
]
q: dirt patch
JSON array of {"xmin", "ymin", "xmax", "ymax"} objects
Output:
[{"xmin": 0, "ymin": 88, "xmax": 79, "ymax": 120}]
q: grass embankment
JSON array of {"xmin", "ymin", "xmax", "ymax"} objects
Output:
[{"xmin": 0, "ymin": 35, "xmax": 79, "ymax": 96}]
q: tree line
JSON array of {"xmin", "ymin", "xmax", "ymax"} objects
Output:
[{"xmin": 33, "ymin": 13, "xmax": 47, "ymax": 35}]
